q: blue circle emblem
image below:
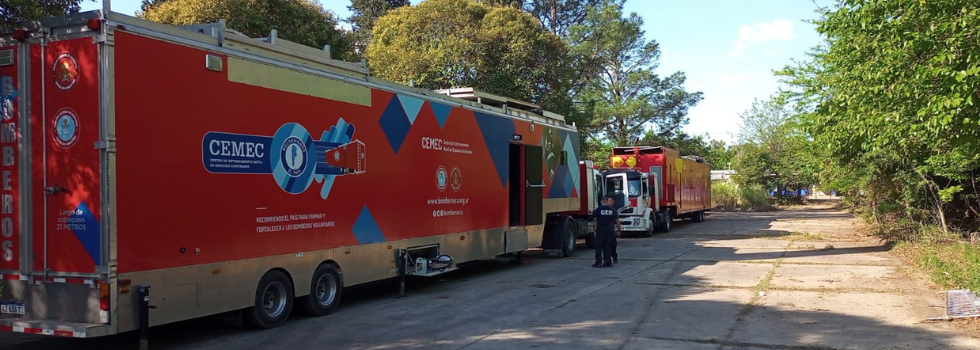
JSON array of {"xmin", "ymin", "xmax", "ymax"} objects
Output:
[
  {"xmin": 436, "ymin": 166, "xmax": 448, "ymax": 192},
  {"xmin": 270, "ymin": 123, "xmax": 315, "ymax": 194},
  {"xmin": 280, "ymin": 137, "xmax": 308, "ymax": 177},
  {"xmin": 54, "ymin": 108, "xmax": 79, "ymax": 148}
]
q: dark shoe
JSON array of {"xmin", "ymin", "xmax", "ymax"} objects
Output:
[
  {"xmin": 613, "ymin": 257, "xmax": 618, "ymax": 264},
  {"xmin": 592, "ymin": 263, "xmax": 602, "ymax": 268},
  {"xmin": 601, "ymin": 263, "xmax": 613, "ymax": 268}
]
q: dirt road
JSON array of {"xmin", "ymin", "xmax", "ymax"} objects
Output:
[{"xmin": 2, "ymin": 202, "xmax": 977, "ymax": 349}]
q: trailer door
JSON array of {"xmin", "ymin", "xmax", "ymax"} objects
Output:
[
  {"xmin": 31, "ymin": 35, "xmax": 104, "ymax": 277},
  {"xmin": 524, "ymin": 145, "xmax": 543, "ymax": 226}
]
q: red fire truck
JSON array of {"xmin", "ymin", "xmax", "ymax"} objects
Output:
[
  {"xmin": 0, "ymin": 8, "xmax": 624, "ymax": 340},
  {"xmin": 608, "ymin": 146, "xmax": 711, "ymax": 233}
]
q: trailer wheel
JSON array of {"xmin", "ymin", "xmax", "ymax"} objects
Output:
[
  {"xmin": 692, "ymin": 210, "xmax": 705, "ymax": 223},
  {"xmin": 299, "ymin": 264, "xmax": 343, "ymax": 316},
  {"xmin": 245, "ymin": 270, "xmax": 294, "ymax": 329},
  {"xmin": 584, "ymin": 232, "xmax": 595, "ymax": 249},
  {"xmin": 560, "ymin": 218, "xmax": 577, "ymax": 257},
  {"xmin": 657, "ymin": 209, "xmax": 672, "ymax": 233}
]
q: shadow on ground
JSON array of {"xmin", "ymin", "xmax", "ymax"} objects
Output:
[{"xmin": 1, "ymin": 207, "xmax": 969, "ymax": 350}]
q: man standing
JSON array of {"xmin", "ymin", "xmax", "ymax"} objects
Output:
[{"xmin": 591, "ymin": 195, "xmax": 621, "ymax": 268}]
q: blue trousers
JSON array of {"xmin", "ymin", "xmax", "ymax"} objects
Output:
[{"xmin": 594, "ymin": 230, "xmax": 615, "ymax": 264}]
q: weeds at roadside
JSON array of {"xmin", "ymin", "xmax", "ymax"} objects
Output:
[
  {"xmin": 712, "ymin": 182, "xmax": 775, "ymax": 212},
  {"xmin": 893, "ymin": 241, "xmax": 980, "ymax": 292}
]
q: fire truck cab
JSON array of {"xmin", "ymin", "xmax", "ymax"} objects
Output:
[{"xmin": 602, "ymin": 169, "xmax": 663, "ymax": 237}]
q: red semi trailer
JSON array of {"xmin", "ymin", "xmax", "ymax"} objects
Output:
[
  {"xmin": 608, "ymin": 146, "xmax": 711, "ymax": 232},
  {"xmin": 0, "ymin": 9, "xmax": 614, "ymax": 339}
]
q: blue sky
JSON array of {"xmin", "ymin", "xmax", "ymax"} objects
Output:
[{"xmin": 82, "ymin": 0, "xmax": 831, "ymax": 144}]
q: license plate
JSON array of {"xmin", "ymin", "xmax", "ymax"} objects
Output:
[{"xmin": 0, "ymin": 302, "xmax": 25, "ymax": 315}]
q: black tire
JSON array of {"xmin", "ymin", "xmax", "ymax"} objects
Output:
[
  {"xmin": 244, "ymin": 270, "xmax": 294, "ymax": 329},
  {"xmin": 637, "ymin": 213, "xmax": 653, "ymax": 237},
  {"xmin": 584, "ymin": 232, "xmax": 595, "ymax": 249},
  {"xmin": 299, "ymin": 263, "xmax": 343, "ymax": 316},
  {"xmin": 692, "ymin": 210, "xmax": 704, "ymax": 223},
  {"xmin": 560, "ymin": 218, "xmax": 576, "ymax": 257},
  {"xmin": 657, "ymin": 209, "xmax": 672, "ymax": 233}
]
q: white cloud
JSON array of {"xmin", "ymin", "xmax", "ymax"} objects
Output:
[{"xmin": 729, "ymin": 19, "xmax": 797, "ymax": 58}]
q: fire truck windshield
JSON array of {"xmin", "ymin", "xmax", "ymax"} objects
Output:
[{"xmin": 605, "ymin": 176, "xmax": 643, "ymax": 198}]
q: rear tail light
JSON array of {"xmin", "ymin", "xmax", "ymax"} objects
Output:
[
  {"xmin": 99, "ymin": 283, "xmax": 110, "ymax": 311},
  {"xmin": 87, "ymin": 19, "xmax": 101, "ymax": 31}
]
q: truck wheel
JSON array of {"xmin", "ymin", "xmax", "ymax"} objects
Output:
[
  {"xmin": 560, "ymin": 218, "xmax": 576, "ymax": 257},
  {"xmin": 640, "ymin": 223, "xmax": 654, "ymax": 238},
  {"xmin": 245, "ymin": 270, "xmax": 294, "ymax": 329},
  {"xmin": 693, "ymin": 210, "xmax": 704, "ymax": 223},
  {"xmin": 299, "ymin": 264, "xmax": 342, "ymax": 316}
]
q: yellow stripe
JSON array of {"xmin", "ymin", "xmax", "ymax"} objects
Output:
[{"xmin": 226, "ymin": 57, "xmax": 372, "ymax": 107}]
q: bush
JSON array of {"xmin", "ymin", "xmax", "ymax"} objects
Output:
[
  {"xmin": 711, "ymin": 182, "xmax": 774, "ymax": 211},
  {"xmin": 712, "ymin": 181, "xmax": 739, "ymax": 210}
]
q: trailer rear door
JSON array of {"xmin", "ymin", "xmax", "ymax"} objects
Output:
[
  {"xmin": 30, "ymin": 34, "xmax": 105, "ymax": 278},
  {"xmin": 1, "ymin": 12, "xmax": 111, "ymax": 337}
]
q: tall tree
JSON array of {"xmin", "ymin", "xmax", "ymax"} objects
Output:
[
  {"xmin": 578, "ymin": 4, "xmax": 702, "ymax": 146},
  {"xmin": 706, "ymin": 139, "xmax": 733, "ymax": 170},
  {"xmin": 346, "ymin": 0, "xmax": 410, "ymax": 56},
  {"xmin": 0, "ymin": 0, "xmax": 93, "ymax": 30},
  {"xmin": 365, "ymin": 0, "xmax": 569, "ymax": 104},
  {"xmin": 523, "ymin": 0, "xmax": 621, "ymax": 37},
  {"xmin": 479, "ymin": 0, "xmax": 524, "ymax": 7},
  {"xmin": 731, "ymin": 96, "xmax": 815, "ymax": 193},
  {"xmin": 638, "ymin": 130, "xmax": 710, "ymax": 158},
  {"xmin": 139, "ymin": 0, "xmax": 170, "ymax": 13},
  {"xmin": 779, "ymin": 0, "xmax": 980, "ymax": 233},
  {"xmin": 140, "ymin": 0, "xmax": 353, "ymax": 60}
]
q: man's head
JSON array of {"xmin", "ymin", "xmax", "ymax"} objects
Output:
[{"xmin": 602, "ymin": 194, "xmax": 615, "ymax": 205}]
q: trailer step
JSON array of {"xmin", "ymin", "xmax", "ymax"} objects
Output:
[{"xmin": 0, "ymin": 318, "xmax": 110, "ymax": 338}]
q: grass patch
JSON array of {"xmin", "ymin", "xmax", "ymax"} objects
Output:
[
  {"xmin": 739, "ymin": 253, "xmax": 786, "ymax": 316},
  {"xmin": 893, "ymin": 241, "xmax": 980, "ymax": 291}
]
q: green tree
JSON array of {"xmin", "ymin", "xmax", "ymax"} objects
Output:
[
  {"xmin": 706, "ymin": 139, "xmax": 733, "ymax": 170},
  {"xmin": 778, "ymin": 0, "xmax": 980, "ymax": 233},
  {"xmin": 731, "ymin": 96, "xmax": 815, "ymax": 197},
  {"xmin": 479, "ymin": 0, "xmax": 524, "ymax": 7},
  {"xmin": 523, "ymin": 0, "xmax": 621, "ymax": 37},
  {"xmin": 576, "ymin": 4, "xmax": 702, "ymax": 146},
  {"xmin": 1, "ymin": 0, "xmax": 93, "ymax": 30},
  {"xmin": 140, "ymin": 0, "xmax": 353, "ymax": 60},
  {"xmin": 140, "ymin": 0, "xmax": 169, "ymax": 12},
  {"xmin": 346, "ymin": 0, "xmax": 410, "ymax": 56},
  {"xmin": 366, "ymin": 0, "xmax": 569, "ymax": 105},
  {"xmin": 638, "ymin": 130, "xmax": 709, "ymax": 158}
]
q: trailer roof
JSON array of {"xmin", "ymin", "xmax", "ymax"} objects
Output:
[{"xmin": 6, "ymin": 9, "xmax": 579, "ymax": 133}]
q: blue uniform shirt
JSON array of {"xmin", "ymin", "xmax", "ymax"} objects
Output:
[{"xmin": 591, "ymin": 205, "xmax": 619, "ymax": 232}]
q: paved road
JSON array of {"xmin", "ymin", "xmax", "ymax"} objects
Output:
[{"xmin": 3, "ymin": 204, "xmax": 979, "ymax": 349}]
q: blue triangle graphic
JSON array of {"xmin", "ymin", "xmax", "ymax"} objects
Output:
[
  {"xmin": 430, "ymin": 102, "xmax": 452, "ymax": 128},
  {"xmin": 69, "ymin": 202, "xmax": 102, "ymax": 263},
  {"xmin": 398, "ymin": 95, "xmax": 425, "ymax": 125},
  {"xmin": 474, "ymin": 112, "xmax": 514, "ymax": 187},
  {"xmin": 352, "ymin": 206, "xmax": 386, "ymax": 244}
]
